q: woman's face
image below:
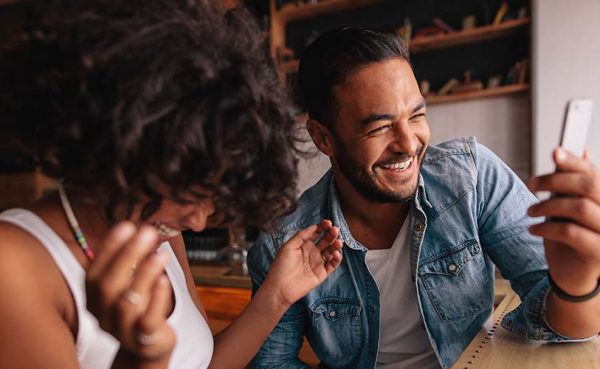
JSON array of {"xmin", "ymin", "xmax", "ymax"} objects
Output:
[{"xmin": 132, "ymin": 197, "xmax": 216, "ymax": 243}]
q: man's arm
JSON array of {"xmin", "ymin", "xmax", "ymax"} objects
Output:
[
  {"xmin": 247, "ymin": 232, "xmax": 311, "ymax": 369},
  {"xmin": 527, "ymin": 148, "xmax": 600, "ymax": 338},
  {"xmin": 471, "ymin": 142, "xmax": 584, "ymax": 341}
]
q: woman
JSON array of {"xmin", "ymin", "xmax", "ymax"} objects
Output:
[{"xmin": 0, "ymin": 1, "xmax": 343, "ymax": 368}]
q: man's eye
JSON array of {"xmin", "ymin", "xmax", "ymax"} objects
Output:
[
  {"xmin": 368, "ymin": 124, "xmax": 391, "ymax": 135},
  {"xmin": 411, "ymin": 113, "xmax": 426, "ymax": 121}
]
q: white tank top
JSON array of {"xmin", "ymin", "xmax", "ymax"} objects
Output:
[{"xmin": 0, "ymin": 209, "xmax": 213, "ymax": 369}]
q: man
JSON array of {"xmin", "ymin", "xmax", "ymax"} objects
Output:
[{"xmin": 248, "ymin": 27, "xmax": 600, "ymax": 369}]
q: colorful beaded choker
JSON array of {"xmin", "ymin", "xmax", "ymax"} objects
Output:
[{"xmin": 58, "ymin": 184, "xmax": 95, "ymax": 261}]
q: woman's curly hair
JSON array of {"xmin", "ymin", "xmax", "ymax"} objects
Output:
[{"xmin": 0, "ymin": 0, "xmax": 300, "ymax": 229}]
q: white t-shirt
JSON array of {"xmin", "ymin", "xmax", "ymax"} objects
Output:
[{"xmin": 365, "ymin": 213, "xmax": 440, "ymax": 369}]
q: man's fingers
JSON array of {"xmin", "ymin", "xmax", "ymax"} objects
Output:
[
  {"xmin": 528, "ymin": 172, "xmax": 600, "ymax": 202},
  {"xmin": 554, "ymin": 147, "xmax": 593, "ymax": 173},
  {"xmin": 529, "ymin": 221, "xmax": 600, "ymax": 258},
  {"xmin": 528, "ymin": 197, "xmax": 600, "ymax": 233}
]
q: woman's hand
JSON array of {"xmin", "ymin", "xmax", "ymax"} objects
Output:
[
  {"xmin": 85, "ymin": 222, "xmax": 176, "ymax": 364},
  {"xmin": 262, "ymin": 219, "xmax": 343, "ymax": 308},
  {"xmin": 528, "ymin": 147, "xmax": 600, "ymax": 297}
]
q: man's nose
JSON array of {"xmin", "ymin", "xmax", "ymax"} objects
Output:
[{"xmin": 389, "ymin": 122, "xmax": 419, "ymax": 155}]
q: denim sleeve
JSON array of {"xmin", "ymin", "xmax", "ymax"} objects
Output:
[
  {"xmin": 471, "ymin": 141, "xmax": 589, "ymax": 342},
  {"xmin": 247, "ymin": 233, "xmax": 311, "ymax": 369}
]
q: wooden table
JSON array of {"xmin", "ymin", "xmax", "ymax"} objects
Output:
[{"xmin": 452, "ymin": 291, "xmax": 600, "ymax": 369}]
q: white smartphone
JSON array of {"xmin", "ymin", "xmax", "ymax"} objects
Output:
[{"xmin": 559, "ymin": 99, "xmax": 593, "ymax": 158}]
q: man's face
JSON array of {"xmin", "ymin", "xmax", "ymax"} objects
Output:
[{"xmin": 328, "ymin": 58, "xmax": 430, "ymax": 203}]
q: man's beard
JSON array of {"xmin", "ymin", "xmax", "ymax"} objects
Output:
[{"xmin": 334, "ymin": 142, "xmax": 427, "ymax": 204}]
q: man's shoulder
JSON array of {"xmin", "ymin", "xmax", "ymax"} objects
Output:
[
  {"xmin": 423, "ymin": 136, "xmax": 503, "ymax": 170},
  {"xmin": 419, "ymin": 137, "xmax": 506, "ymax": 213},
  {"xmin": 423, "ymin": 136, "xmax": 476, "ymax": 165}
]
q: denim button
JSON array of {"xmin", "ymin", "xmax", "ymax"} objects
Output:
[
  {"xmin": 448, "ymin": 263, "xmax": 458, "ymax": 273},
  {"xmin": 328, "ymin": 311, "xmax": 336, "ymax": 318},
  {"xmin": 369, "ymin": 307, "xmax": 375, "ymax": 313},
  {"xmin": 414, "ymin": 223, "xmax": 424, "ymax": 232}
]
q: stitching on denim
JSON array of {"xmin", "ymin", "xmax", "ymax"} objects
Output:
[{"xmin": 419, "ymin": 239, "xmax": 479, "ymax": 266}]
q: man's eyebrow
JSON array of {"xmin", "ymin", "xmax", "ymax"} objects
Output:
[
  {"xmin": 358, "ymin": 99, "xmax": 427, "ymax": 126},
  {"xmin": 359, "ymin": 113, "xmax": 395, "ymax": 126},
  {"xmin": 411, "ymin": 99, "xmax": 427, "ymax": 114}
]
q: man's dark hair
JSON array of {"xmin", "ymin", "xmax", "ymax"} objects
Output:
[
  {"xmin": 0, "ymin": 0, "xmax": 299, "ymax": 229},
  {"xmin": 298, "ymin": 26, "xmax": 410, "ymax": 126}
]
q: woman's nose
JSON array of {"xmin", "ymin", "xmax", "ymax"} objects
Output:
[{"xmin": 183, "ymin": 199, "xmax": 215, "ymax": 232}]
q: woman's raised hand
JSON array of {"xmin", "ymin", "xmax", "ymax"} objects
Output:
[
  {"xmin": 85, "ymin": 222, "xmax": 176, "ymax": 363},
  {"xmin": 263, "ymin": 219, "xmax": 343, "ymax": 307}
]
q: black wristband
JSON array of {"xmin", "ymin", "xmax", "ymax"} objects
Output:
[{"xmin": 548, "ymin": 273, "xmax": 600, "ymax": 303}]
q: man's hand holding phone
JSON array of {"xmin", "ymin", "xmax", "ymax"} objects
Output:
[
  {"xmin": 528, "ymin": 148, "xmax": 600, "ymax": 296},
  {"xmin": 526, "ymin": 99, "xmax": 600, "ymax": 338}
]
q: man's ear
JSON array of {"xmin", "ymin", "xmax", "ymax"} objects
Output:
[{"xmin": 306, "ymin": 118, "xmax": 335, "ymax": 157}]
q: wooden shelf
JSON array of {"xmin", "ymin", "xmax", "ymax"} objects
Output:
[
  {"xmin": 289, "ymin": 85, "xmax": 529, "ymax": 123},
  {"xmin": 279, "ymin": 19, "xmax": 530, "ymax": 75},
  {"xmin": 410, "ymin": 18, "xmax": 530, "ymax": 54},
  {"xmin": 276, "ymin": 0, "xmax": 384, "ymax": 23},
  {"xmin": 426, "ymin": 84, "xmax": 529, "ymax": 105}
]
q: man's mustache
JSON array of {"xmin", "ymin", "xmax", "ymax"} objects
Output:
[{"xmin": 375, "ymin": 145, "xmax": 426, "ymax": 167}]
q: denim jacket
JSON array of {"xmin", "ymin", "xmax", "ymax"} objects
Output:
[{"xmin": 248, "ymin": 137, "xmax": 578, "ymax": 369}]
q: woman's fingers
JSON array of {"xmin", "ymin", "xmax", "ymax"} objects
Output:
[
  {"xmin": 314, "ymin": 219, "xmax": 333, "ymax": 238},
  {"xmin": 127, "ymin": 250, "xmax": 170, "ymax": 309},
  {"xmin": 115, "ymin": 250, "xmax": 171, "ymax": 340},
  {"xmin": 87, "ymin": 221, "xmax": 137, "ymax": 280},
  {"xmin": 283, "ymin": 225, "xmax": 318, "ymax": 251},
  {"xmin": 315, "ymin": 225, "xmax": 340, "ymax": 252},
  {"xmin": 323, "ymin": 241, "xmax": 343, "ymax": 274},
  {"xmin": 134, "ymin": 275, "xmax": 175, "ymax": 358},
  {"xmin": 99, "ymin": 226, "xmax": 159, "ymax": 303}
]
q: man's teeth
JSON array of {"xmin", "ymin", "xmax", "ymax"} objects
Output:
[{"xmin": 381, "ymin": 158, "xmax": 413, "ymax": 171}]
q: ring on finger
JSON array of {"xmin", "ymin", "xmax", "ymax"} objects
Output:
[
  {"xmin": 137, "ymin": 332, "xmax": 156, "ymax": 346},
  {"xmin": 122, "ymin": 289, "xmax": 143, "ymax": 305}
]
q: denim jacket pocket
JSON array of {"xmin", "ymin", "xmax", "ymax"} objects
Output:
[
  {"xmin": 418, "ymin": 240, "xmax": 492, "ymax": 322},
  {"xmin": 308, "ymin": 298, "xmax": 363, "ymax": 360}
]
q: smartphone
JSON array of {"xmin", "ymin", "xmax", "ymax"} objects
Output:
[{"xmin": 559, "ymin": 99, "xmax": 593, "ymax": 159}]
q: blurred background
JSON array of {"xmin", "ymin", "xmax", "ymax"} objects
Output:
[{"xmin": 0, "ymin": 2, "xmax": 598, "ymax": 364}]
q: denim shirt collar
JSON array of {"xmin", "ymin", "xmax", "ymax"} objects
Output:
[{"xmin": 327, "ymin": 171, "xmax": 433, "ymax": 251}]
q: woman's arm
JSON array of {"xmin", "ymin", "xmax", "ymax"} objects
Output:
[
  {"xmin": 208, "ymin": 220, "xmax": 343, "ymax": 369},
  {"xmin": 0, "ymin": 223, "xmax": 81, "ymax": 369}
]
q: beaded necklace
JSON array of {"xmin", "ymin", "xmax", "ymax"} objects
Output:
[{"xmin": 58, "ymin": 184, "xmax": 96, "ymax": 261}]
